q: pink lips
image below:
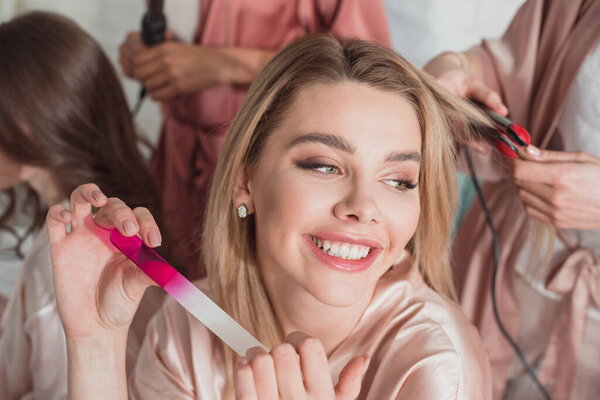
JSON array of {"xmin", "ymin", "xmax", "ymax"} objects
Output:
[{"xmin": 303, "ymin": 233, "xmax": 383, "ymax": 273}]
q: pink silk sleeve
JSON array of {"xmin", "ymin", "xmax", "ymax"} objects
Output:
[{"xmin": 129, "ymin": 295, "xmax": 225, "ymax": 400}]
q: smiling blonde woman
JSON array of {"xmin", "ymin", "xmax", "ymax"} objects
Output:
[{"xmin": 48, "ymin": 35, "xmax": 495, "ymax": 399}]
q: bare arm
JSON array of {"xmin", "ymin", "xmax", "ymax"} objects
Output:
[{"xmin": 119, "ymin": 31, "xmax": 276, "ymax": 100}]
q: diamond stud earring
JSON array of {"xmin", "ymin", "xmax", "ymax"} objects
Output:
[{"xmin": 237, "ymin": 204, "xmax": 248, "ymax": 219}]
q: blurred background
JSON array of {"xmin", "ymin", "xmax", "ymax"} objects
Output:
[{"xmin": 0, "ymin": 0, "xmax": 524, "ymax": 294}]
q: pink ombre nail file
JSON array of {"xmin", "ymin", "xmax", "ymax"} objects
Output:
[{"xmin": 109, "ymin": 228, "xmax": 267, "ymax": 356}]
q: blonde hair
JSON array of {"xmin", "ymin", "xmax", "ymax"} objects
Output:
[{"xmin": 202, "ymin": 34, "xmax": 494, "ymax": 394}]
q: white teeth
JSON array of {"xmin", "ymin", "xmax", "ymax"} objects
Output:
[
  {"xmin": 330, "ymin": 243, "xmax": 340, "ymax": 256},
  {"xmin": 340, "ymin": 244, "xmax": 349, "ymax": 259},
  {"xmin": 361, "ymin": 247, "xmax": 369, "ymax": 259},
  {"xmin": 310, "ymin": 236, "xmax": 370, "ymax": 261}
]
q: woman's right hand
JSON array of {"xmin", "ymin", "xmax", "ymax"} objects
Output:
[
  {"xmin": 47, "ymin": 183, "xmax": 160, "ymax": 341},
  {"xmin": 424, "ymin": 51, "xmax": 508, "ymax": 116}
]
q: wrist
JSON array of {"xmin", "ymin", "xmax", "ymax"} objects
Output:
[{"xmin": 66, "ymin": 335, "xmax": 128, "ymax": 400}]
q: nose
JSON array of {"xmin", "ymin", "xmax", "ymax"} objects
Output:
[{"xmin": 333, "ymin": 180, "xmax": 381, "ymax": 224}]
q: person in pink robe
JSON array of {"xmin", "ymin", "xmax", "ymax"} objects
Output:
[
  {"xmin": 424, "ymin": 0, "xmax": 600, "ymax": 398},
  {"xmin": 119, "ymin": 0, "xmax": 391, "ymax": 278},
  {"xmin": 0, "ymin": 11, "xmax": 165, "ymax": 399}
]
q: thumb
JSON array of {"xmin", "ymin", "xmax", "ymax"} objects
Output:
[
  {"xmin": 525, "ymin": 146, "xmax": 589, "ymax": 163},
  {"xmin": 122, "ymin": 262, "xmax": 158, "ymax": 303},
  {"xmin": 334, "ymin": 355, "xmax": 370, "ymax": 400}
]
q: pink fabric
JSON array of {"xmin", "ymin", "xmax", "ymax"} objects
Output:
[
  {"xmin": 129, "ymin": 258, "xmax": 492, "ymax": 399},
  {"xmin": 152, "ymin": 0, "xmax": 390, "ymax": 278},
  {"xmin": 538, "ymin": 249, "xmax": 600, "ymax": 399},
  {"xmin": 453, "ymin": 0, "xmax": 600, "ymax": 398}
]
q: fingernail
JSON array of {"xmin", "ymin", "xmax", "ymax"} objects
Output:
[
  {"xmin": 91, "ymin": 190, "xmax": 106, "ymax": 202},
  {"xmin": 60, "ymin": 210, "xmax": 71, "ymax": 219},
  {"xmin": 237, "ymin": 357, "xmax": 248, "ymax": 366},
  {"xmin": 123, "ymin": 218, "xmax": 137, "ymax": 235},
  {"xmin": 527, "ymin": 145, "xmax": 541, "ymax": 157},
  {"xmin": 148, "ymin": 230, "xmax": 161, "ymax": 247}
]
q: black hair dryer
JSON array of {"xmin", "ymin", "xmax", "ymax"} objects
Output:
[{"xmin": 133, "ymin": 0, "xmax": 166, "ymax": 116}]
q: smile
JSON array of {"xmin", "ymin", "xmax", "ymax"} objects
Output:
[
  {"xmin": 304, "ymin": 233, "xmax": 383, "ymax": 273},
  {"xmin": 310, "ymin": 236, "xmax": 370, "ymax": 260}
]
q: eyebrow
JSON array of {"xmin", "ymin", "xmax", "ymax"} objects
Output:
[
  {"xmin": 287, "ymin": 132, "xmax": 421, "ymax": 164},
  {"xmin": 286, "ymin": 133, "xmax": 355, "ymax": 153},
  {"xmin": 385, "ymin": 151, "xmax": 421, "ymax": 164}
]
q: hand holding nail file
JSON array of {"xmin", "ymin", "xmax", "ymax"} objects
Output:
[{"xmin": 108, "ymin": 228, "xmax": 267, "ymax": 356}]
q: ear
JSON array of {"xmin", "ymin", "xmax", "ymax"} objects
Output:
[
  {"xmin": 233, "ymin": 167, "xmax": 255, "ymax": 215},
  {"xmin": 18, "ymin": 165, "xmax": 37, "ymax": 182}
]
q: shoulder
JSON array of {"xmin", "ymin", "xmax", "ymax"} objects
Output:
[
  {"xmin": 363, "ymin": 263, "xmax": 491, "ymax": 399},
  {"xmin": 130, "ymin": 278, "xmax": 224, "ymax": 398}
]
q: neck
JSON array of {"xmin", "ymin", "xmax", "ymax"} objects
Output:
[
  {"xmin": 27, "ymin": 170, "xmax": 64, "ymax": 207},
  {"xmin": 263, "ymin": 270, "xmax": 376, "ymax": 355}
]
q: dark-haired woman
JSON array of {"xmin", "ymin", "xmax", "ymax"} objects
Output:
[{"xmin": 0, "ymin": 11, "xmax": 164, "ymax": 399}]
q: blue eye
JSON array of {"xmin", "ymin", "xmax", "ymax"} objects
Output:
[{"xmin": 384, "ymin": 179, "xmax": 417, "ymax": 191}]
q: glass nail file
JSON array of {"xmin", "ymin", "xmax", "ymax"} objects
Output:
[{"xmin": 109, "ymin": 228, "xmax": 267, "ymax": 356}]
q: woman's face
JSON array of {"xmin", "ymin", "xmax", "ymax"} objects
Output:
[{"xmin": 245, "ymin": 82, "xmax": 422, "ymax": 307}]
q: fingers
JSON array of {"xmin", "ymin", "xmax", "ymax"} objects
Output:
[
  {"xmin": 271, "ymin": 343, "xmax": 304, "ymax": 397},
  {"xmin": 512, "ymin": 159, "xmax": 570, "ymax": 185},
  {"xmin": 467, "ymin": 79, "xmax": 508, "ymax": 116},
  {"xmin": 119, "ymin": 31, "xmax": 143, "ymax": 78},
  {"xmin": 285, "ymin": 332, "xmax": 333, "ymax": 395},
  {"xmin": 144, "ymin": 71, "xmax": 172, "ymax": 93},
  {"xmin": 133, "ymin": 207, "xmax": 162, "ymax": 247},
  {"xmin": 93, "ymin": 197, "xmax": 138, "ymax": 235},
  {"xmin": 69, "ymin": 184, "xmax": 107, "ymax": 229},
  {"xmin": 245, "ymin": 347, "xmax": 278, "ymax": 399},
  {"xmin": 235, "ymin": 358, "xmax": 257, "ymax": 400},
  {"xmin": 335, "ymin": 355, "xmax": 369, "ymax": 400},
  {"xmin": 93, "ymin": 200, "xmax": 161, "ymax": 248},
  {"xmin": 47, "ymin": 204, "xmax": 71, "ymax": 245},
  {"xmin": 523, "ymin": 148, "xmax": 593, "ymax": 163}
]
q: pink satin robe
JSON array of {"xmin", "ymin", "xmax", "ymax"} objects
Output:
[
  {"xmin": 129, "ymin": 259, "xmax": 492, "ymax": 399},
  {"xmin": 451, "ymin": 0, "xmax": 600, "ymax": 399},
  {"xmin": 152, "ymin": 0, "xmax": 390, "ymax": 278}
]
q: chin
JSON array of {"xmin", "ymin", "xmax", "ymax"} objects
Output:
[{"xmin": 306, "ymin": 278, "xmax": 372, "ymax": 308}]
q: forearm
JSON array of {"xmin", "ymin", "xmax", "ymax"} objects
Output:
[
  {"xmin": 214, "ymin": 47, "xmax": 277, "ymax": 85},
  {"xmin": 66, "ymin": 335, "xmax": 128, "ymax": 400}
]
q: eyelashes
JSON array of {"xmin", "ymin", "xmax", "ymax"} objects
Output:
[{"xmin": 295, "ymin": 160, "xmax": 418, "ymax": 191}]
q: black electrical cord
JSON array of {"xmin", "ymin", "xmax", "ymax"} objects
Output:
[
  {"xmin": 132, "ymin": 88, "xmax": 146, "ymax": 117},
  {"xmin": 463, "ymin": 146, "xmax": 552, "ymax": 400}
]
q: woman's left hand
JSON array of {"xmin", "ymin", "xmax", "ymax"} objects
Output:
[
  {"xmin": 235, "ymin": 332, "xmax": 369, "ymax": 400},
  {"xmin": 512, "ymin": 148, "xmax": 600, "ymax": 230}
]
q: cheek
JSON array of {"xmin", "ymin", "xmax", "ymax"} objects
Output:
[
  {"xmin": 253, "ymin": 170, "xmax": 325, "ymax": 241},
  {"xmin": 382, "ymin": 192, "xmax": 420, "ymax": 247}
]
